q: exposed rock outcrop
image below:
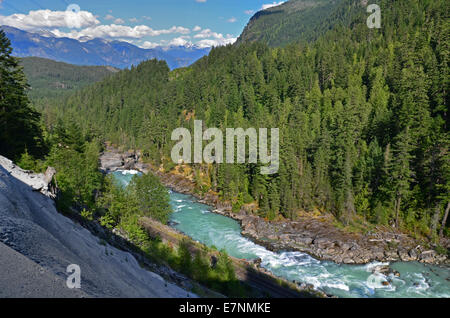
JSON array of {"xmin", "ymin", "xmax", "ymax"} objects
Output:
[
  {"xmin": 99, "ymin": 146, "xmax": 139, "ymax": 173},
  {"xmin": 0, "ymin": 156, "xmax": 57, "ymax": 198}
]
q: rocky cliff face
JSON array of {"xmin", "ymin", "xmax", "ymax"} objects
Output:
[{"xmin": 0, "ymin": 155, "xmax": 195, "ymax": 298}]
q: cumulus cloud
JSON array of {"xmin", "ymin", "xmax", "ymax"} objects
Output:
[
  {"xmin": 140, "ymin": 41, "xmax": 160, "ymax": 49},
  {"xmin": 0, "ymin": 9, "xmax": 100, "ymax": 30},
  {"xmin": 244, "ymin": 10, "xmax": 255, "ymax": 15},
  {"xmin": 195, "ymin": 0, "xmax": 207, "ymax": 2},
  {"xmin": 196, "ymin": 37, "xmax": 236, "ymax": 48},
  {"xmin": 49, "ymin": 24, "xmax": 191, "ymax": 40},
  {"xmin": 0, "ymin": 7, "xmax": 235, "ymax": 49},
  {"xmin": 104, "ymin": 14, "xmax": 125, "ymax": 25},
  {"xmin": 193, "ymin": 29, "xmax": 237, "ymax": 47},
  {"xmin": 139, "ymin": 30, "xmax": 236, "ymax": 49},
  {"xmin": 227, "ymin": 17, "xmax": 237, "ymax": 23},
  {"xmin": 168, "ymin": 37, "xmax": 191, "ymax": 47},
  {"xmin": 194, "ymin": 28, "xmax": 223, "ymax": 39},
  {"xmin": 261, "ymin": 1, "xmax": 286, "ymax": 10}
]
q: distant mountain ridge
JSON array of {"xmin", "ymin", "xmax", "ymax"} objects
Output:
[
  {"xmin": 19, "ymin": 57, "xmax": 119, "ymax": 100},
  {"xmin": 1, "ymin": 25, "xmax": 210, "ymax": 70}
]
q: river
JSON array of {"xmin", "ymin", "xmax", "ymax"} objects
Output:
[{"xmin": 112, "ymin": 170, "xmax": 450, "ymax": 298}]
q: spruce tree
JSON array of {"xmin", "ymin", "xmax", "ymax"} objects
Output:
[{"xmin": 0, "ymin": 30, "xmax": 44, "ymax": 160}]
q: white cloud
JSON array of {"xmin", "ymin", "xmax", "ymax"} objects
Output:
[
  {"xmin": 0, "ymin": 9, "xmax": 100, "ymax": 30},
  {"xmin": 227, "ymin": 17, "xmax": 237, "ymax": 23},
  {"xmin": 0, "ymin": 7, "xmax": 236, "ymax": 49},
  {"xmin": 139, "ymin": 30, "xmax": 236, "ymax": 49},
  {"xmin": 168, "ymin": 37, "xmax": 191, "ymax": 47},
  {"xmin": 140, "ymin": 41, "xmax": 159, "ymax": 49},
  {"xmin": 49, "ymin": 24, "xmax": 191, "ymax": 40},
  {"xmin": 261, "ymin": 1, "xmax": 286, "ymax": 10},
  {"xmin": 193, "ymin": 29, "xmax": 237, "ymax": 48},
  {"xmin": 196, "ymin": 37, "xmax": 236, "ymax": 48},
  {"xmin": 105, "ymin": 14, "xmax": 125, "ymax": 25},
  {"xmin": 194, "ymin": 29, "xmax": 223, "ymax": 39},
  {"xmin": 244, "ymin": 10, "xmax": 255, "ymax": 15},
  {"xmin": 196, "ymin": 0, "xmax": 207, "ymax": 2}
]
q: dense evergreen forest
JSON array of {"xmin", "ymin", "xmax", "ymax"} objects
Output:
[
  {"xmin": 20, "ymin": 57, "xmax": 118, "ymax": 100},
  {"xmin": 0, "ymin": 32, "xmax": 46, "ymax": 160},
  {"xmin": 237, "ymin": 0, "xmax": 347, "ymax": 46},
  {"xmin": 4, "ymin": 0, "xmax": 450, "ymax": 241}
]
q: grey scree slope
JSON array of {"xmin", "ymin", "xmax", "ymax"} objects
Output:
[{"xmin": 0, "ymin": 155, "xmax": 196, "ymax": 298}]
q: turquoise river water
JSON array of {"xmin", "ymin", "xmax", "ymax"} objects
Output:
[{"xmin": 113, "ymin": 170, "xmax": 450, "ymax": 298}]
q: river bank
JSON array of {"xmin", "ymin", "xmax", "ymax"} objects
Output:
[
  {"xmin": 99, "ymin": 146, "xmax": 449, "ymax": 266},
  {"xmin": 138, "ymin": 215, "xmax": 327, "ymax": 298}
]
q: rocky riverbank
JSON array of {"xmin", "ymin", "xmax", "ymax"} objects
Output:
[
  {"xmin": 99, "ymin": 146, "xmax": 140, "ymax": 173},
  {"xmin": 99, "ymin": 148, "xmax": 449, "ymax": 266}
]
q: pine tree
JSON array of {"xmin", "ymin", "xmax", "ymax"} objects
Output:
[
  {"xmin": 390, "ymin": 128, "xmax": 415, "ymax": 228},
  {"xmin": 0, "ymin": 30, "xmax": 45, "ymax": 159}
]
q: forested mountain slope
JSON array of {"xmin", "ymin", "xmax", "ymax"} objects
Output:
[
  {"xmin": 38, "ymin": 0, "xmax": 449, "ymax": 239},
  {"xmin": 20, "ymin": 57, "xmax": 118, "ymax": 100},
  {"xmin": 236, "ymin": 0, "xmax": 352, "ymax": 47}
]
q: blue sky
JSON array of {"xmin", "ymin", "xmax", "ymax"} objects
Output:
[{"xmin": 0, "ymin": 0, "xmax": 286, "ymax": 48}]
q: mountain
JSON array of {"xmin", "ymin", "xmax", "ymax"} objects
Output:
[
  {"xmin": 38, "ymin": 0, "xmax": 449, "ymax": 239},
  {"xmin": 237, "ymin": 0, "xmax": 353, "ymax": 47},
  {"xmin": 1, "ymin": 25, "xmax": 210, "ymax": 70},
  {"xmin": 19, "ymin": 57, "xmax": 119, "ymax": 100}
]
